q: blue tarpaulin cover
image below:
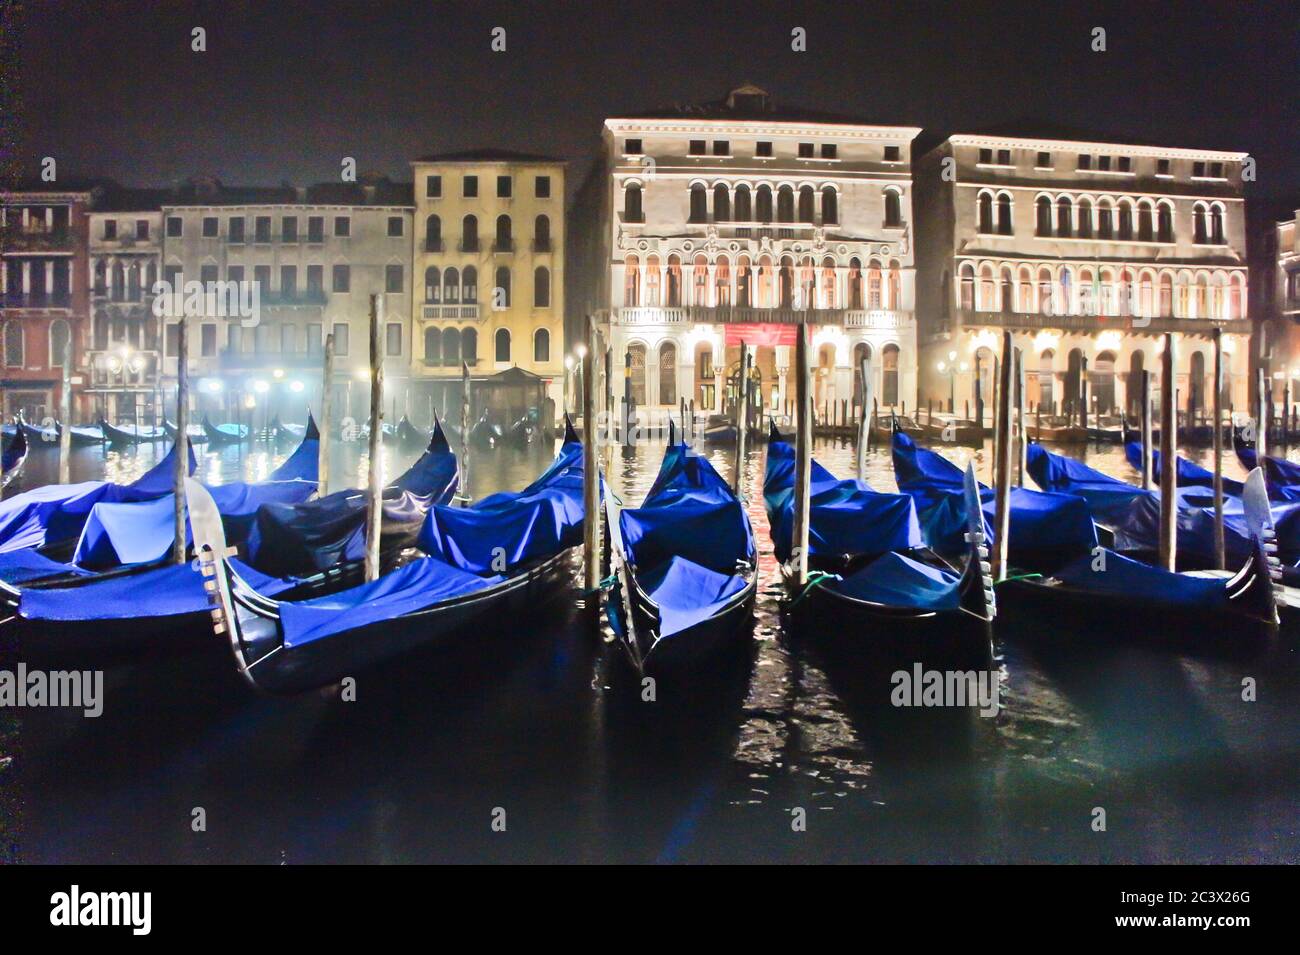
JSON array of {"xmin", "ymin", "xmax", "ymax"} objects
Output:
[
  {"xmin": 0, "ymin": 442, "xmax": 198, "ymax": 553},
  {"xmin": 1234, "ymin": 444, "xmax": 1300, "ymax": 500},
  {"xmin": 893, "ymin": 432, "xmax": 1097, "ymax": 570},
  {"xmin": 1052, "ymin": 550, "xmax": 1232, "ymax": 609},
  {"xmin": 417, "ymin": 437, "xmax": 585, "ymax": 574},
  {"xmin": 829, "ymin": 551, "xmax": 962, "ymax": 611},
  {"xmin": 1124, "ymin": 442, "xmax": 1245, "ymax": 496},
  {"xmin": 637, "ymin": 556, "xmax": 749, "ymax": 639},
  {"xmin": 265, "ymin": 415, "xmax": 321, "ymax": 482},
  {"xmin": 1027, "ymin": 442, "xmax": 1151, "ymax": 525},
  {"xmin": 764, "ymin": 437, "xmax": 920, "ymax": 563}
]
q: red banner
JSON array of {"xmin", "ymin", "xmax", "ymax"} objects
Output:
[{"xmin": 724, "ymin": 323, "xmax": 797, "ymax": 348}]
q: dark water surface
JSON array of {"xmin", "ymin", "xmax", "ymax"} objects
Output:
[{"xmin": 7, "ymin": 432, "xmax": 1300, "ymax": 863}]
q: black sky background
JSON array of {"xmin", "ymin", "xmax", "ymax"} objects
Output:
[{"xmin": 4, "ymin": 0, "xmax": 1298, "ymax": 201}]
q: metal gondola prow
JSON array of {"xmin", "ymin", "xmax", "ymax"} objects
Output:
[
  {"xmin": 1242, "ymin": 466, "xmax": 1282, "ymax": 620},
  {"xmin": 962, "ymin": 461, "xmax": 996, "ymax": 619},
  {"xmin": 184, "ymin": 477, "xmax": 258, "ymax": 685}
]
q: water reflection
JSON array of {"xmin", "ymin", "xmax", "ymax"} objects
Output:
[{"xmin": 10, "ymin": 429, "xmax": 1300, "ymax": 863}]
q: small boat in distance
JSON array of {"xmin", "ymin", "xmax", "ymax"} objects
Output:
[
  {"xmin": 607, "ymin": 422, "xmax": 756, "ymax": 674},
  {"xmin": 99, "ymin": 418, "xmax": 167, "ymax": 445},
  {"xmin": 201, "ymin": 415, "xmax": 251, "ymax": 446},
  {"xmin": 19, "ymin": 416, "xmax": 104, "ymax": 448}
]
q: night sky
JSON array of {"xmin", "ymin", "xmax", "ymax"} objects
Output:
[{"xmin": 4, "ymin": 0, "xmax": 1298, "ymax": 199}]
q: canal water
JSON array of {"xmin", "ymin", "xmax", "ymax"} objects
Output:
[{"xmin": 5, "ymin": 429, "xmax": 1300, "ymax": 863}]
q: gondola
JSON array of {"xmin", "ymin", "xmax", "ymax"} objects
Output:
[
  {"xmin": 393, "ymin": 415, "xmax": 427, "ymax": 449},
  {"xmin": 2, "ymin": 427, "xmax": 28, "ymax": 493},
  {"xmin": 19, "ymin": 416, "xmax": 104, "ymax": 448},
  {"xmin": 163, "ymin": 419, "xmax": 208, "ymax": 444},
  {"xmin": 468, "ymin": 410, "xmax": 503, "ymax": 449},
  {"xmin": 187, "ymin": 422, "xmax": 587, "ymax": 694},
  {"xmin": 268, "ymin": 415, "xmax": 307, "ymax": 446},
  {"xmin": 2, "ymin": 420, "xmax": 459, "ymax": 649},
  {"xmin": 506, "ymin": 409, "xmax": 540, "ymax": 446},
  {"xmin": 700, "ymin": 415, "xmax": 736, "ymax": 444},
  {"xmin": 201, "ymin": 415, "xmax": 251, "ymax": 446},
  {"xmin": 98, "ymin": 418, "xmax": 167, "ymax": 445},
  {"xmin": 998, "ymin": 469, "xmax": 1280, "ymax": 648},
  {"xmin": 1233, "ymin": 432, "xmax": 1300, "ymax": 501},
  {"xmin": 769, "ymin": 423, "xmax": 994, "ymax": 665},
  {"xmin": 606, "ymin": 422, "xmax": 756, "ymax": 674},
  {"xmin": 1123, "ymin": 441, "xmax": 1246, "ymax": 496}
]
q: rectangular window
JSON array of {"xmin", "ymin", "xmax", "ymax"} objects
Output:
[
  {"xmin": 165, "ymin": 322, "xmax": 180, "ymax": 356},
  {"xmin": 278, "ymin": 324, "xmax": 295, "ymax": 353},
  {"xmin": 497, "ymin": 175, "xmax": 512, "ymax": 198},
  {"xmin": 1157, "ymin": 158, "xmax": 1171, "ymax": 176},
  {"xmin": 136, "ymin": 219, "xmax": 149, "ymax": 240},
  {"xmin": 200, "ymin": 264, "xmax": 218, "ymax": 285},
  {"xmin": 255, "ymin": 216, "xmax": 271, "ymax": 242},
  {"xmin": 798, "ymin": 142, "xmax": 814, "ymax": 158},
  {"xmin": 1210, "ymin": 161, "xmax": 1224, "ymax": 178},
  {"xmin": 624, "ymin": 139, "xmax": 643, "ymax": 155},
  {"xmin": 164, "ymin": 264, "xmax": 182, "ymax": 289},
  {"xmin": 307, "ymin": 216, "xmax": 324, "ymax": 242},
  {"xmin": 307, "ymin": 323, "xmax": 322, "ymax": 355},
  {"xmin": 202, "ymin": 216, "xmax": 218, "ymax": 238},
  {"xmin": 883, "ymin": 145, "xmax": 901, "ymax": 162},
  {"xmin": 997, "ymin": 149, "xmax": 1011, "ymax": 165},
  {"xmin": 253, "ymin": 265, "xmax": 270, "ymax": 294},
  {"xmin": 535, "ymin": 175, "xmax": 551, "ymax": 198},
  {"xmin": 755, "ymin": 141, "xmax": 773, "ymax": 158},
  {"xmin": 386, "ymin": 322, "xmax": 402, "ymax": 357},
  {"xmin": 1036, "ymin": 151, "xmax": 1052, "ymax": 168},
  {"xmin": 282, "ymin": 216, "xmax": 298, "ymax": 241},
  {"xmin": 306, "ymin": 264, "xmax": 323, "ymax": 295},
  {"xmin": 103, "ymin": 219, "xmax": 117, "ymax": 240},
  {"xmin": 978, "ymin": 148, "xmax": 992, "ymax": 164},
  {"xmin": 1078, "ymin": 154, "xmax": 1092, "ymax": 170},
  {"xmin": 426, "ymin": 174, "xmax": 442, "ymax": 198},
  {"xmin": 166, "ymin": 216, "xmax": 182, "ymax": 237},
  {"xmin": 332, "ymin": 322, "xmax": 349, "ymax": 357},
  {"xmin": 332, "ymin": 264, "xmax": 350, "ymax": 292},
  {"xmin": 334, "ymin": 215, "xmax": 350, "ymax": 237},
  {"xmin": 386, "ymin": 216, "xmax": 403, "ymax": 237},
  {"xmin": 228, "ymin": 217, "xmax": 245, "ymax": 243},
  {"xmin": 1098, "ymin": 155, "xmax": 1111, "ymax": 171},
  {"xmin": 821, "ymin": 144, "xmax": 838, "ymax": 160},
  {"xmin": 201, "ymin": 323, "xmax": 216, "ymax": 357},
  {"xmin": 688, "ymin": 140, "xmax": 706, "ymax": 156},
  {"xmin": 1193, "ymin": 161, "xmax": 1206, "ymax": 177},
  {"xmin": 227, "ymin": 265, "xmax": 244, "ymax": 284},
  {"xmin": 1118, "ymin": 156, "xmax": 1131, "ymax": 172},
  {"xmin": 385, "ymin": 264, "xmax": 403, "ymax": 293},
  {"xmin": 463, "ymin": 175, "xmax": 478, "ymax": 197},
  {"xmin": 280, "ymin": 265, "xmax": 297, "ymax": 298},
  {"xmin": 713, "ymin": 140, "xmax": 730, "ymax": 156}
]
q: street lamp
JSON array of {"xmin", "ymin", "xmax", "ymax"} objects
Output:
[{"xmin": 936, "ymin": 351, "xmax": 969, "ymax": 414}]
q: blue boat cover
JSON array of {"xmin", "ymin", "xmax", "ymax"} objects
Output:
[
  {"xmin": 1233, "ymin": 444, "xmax": 1300, "ymax": 500},
  {"xmin": 1124, "ymin": 442, "xmax": 1245, "ymax": 496},
  {"xmin": 829, "ymin": 550, "xmax": 962, "ymax": 611},
  {"xmin": 893, "ymin": 432, "xmax": 1097, "ymax": 569},
  {"xmin": 246, "ymin": 431, "xmax": 457, "ymax": 576},
  {"xmin": 1052, "ymin": 550, "xmax": 1231, "ymax": 609},
  {"xmin": 764, "ymin": 437, "xmax": 920, "ymax": 563},
  {"xmin": 1, "ymin": 430, "xmax": 24, "ymax": 473},
  {"xmin": 19, "ymin": 558, "xmax": 299, "ymax": 623},
  {"xmin": 0, "ymin": 548, "xmax": 91, "ymax": 585},
  {"xmin": 278, "ymin": 557, "xmax": 496, "ymax": 648},
  {"xmin": 72, "ymin": 480, "xmax": 316, "ymax": 570},
  {"xmin": 1027, "ymin": 442, "xmax": 1151, "ymax": 525},
  {"xmin": 265, "ymin": 414, "xmax": 321, "ymax": 482},
  {"xmin": 1112, "ymin": 489, "xmax": 1300, "ymax": 566},
  {"xmin": 0, "ymin": 441, "xmax": 198, "ymax": 553},
  {"xmin": 638, "ymin": 556, "xmax": 749, "ymax": 639},
  {"xmin": 417, "ymin": 437, "xmax": 585, "ymax": 574}
]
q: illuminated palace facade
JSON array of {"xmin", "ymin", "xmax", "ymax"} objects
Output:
[
  {"xmin": 913, "ymin": 129, "xmax": 1252, "ymax": 418},
  {"xmin": 569, "ymin": 86, "xmax": 921, "ymax": 418}
]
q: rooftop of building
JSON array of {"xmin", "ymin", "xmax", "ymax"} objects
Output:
[
  {"xmin": 412, "ymin": 148, "xmax": 565, "ymax": 164},
  {"xmin": 916, "ymin": 119, "xmax": 1249, "ymax": 158},
  {"xmin": 607, "ymin": 84, "xmax": 919, "ymax": 130}
]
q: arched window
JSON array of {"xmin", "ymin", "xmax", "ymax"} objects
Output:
[
  {"xmin": 882, "ymin": 344, "xmax": 900, "ymax": 406},
  {"xmin": 821, "ymin": 186, "xmax": 837, "ymax": 225},
  {"xmin": 495, "ymin": 266, "xmax": 511, "ymax": 308},
  {"xmin": 1192, "ymin": 203, "xmax": 1207, "ymax": 243},
  {"xmin": 958, "ymin": 263, "xmax": 974, "ymax": 310},
  {"xmin": 1228, "ymin": 273, "xmax": 1245, "ymax": 319},
  {"xmin": 534, "ymin": 214, "xmax": 551, "ymax": 251},
  {"xmin": 1059, "ymin": 268, "xmax": 1073, "ymax": 315},
  {"xmin": 884, "ymin": 189, "xmax": 902, "ymax": 227},
  {"xmin": 1159, "ymin": 274, "xmax": 1173, "ymax": 317},
  {"xmin": 1117, "ymin": 201, "xmax": 1133, "ymax": 240},
  {"xmin": 534, "ymin": 266, "xmax": 550, "ymax": 308},
  {"xmin": 979, "ymin": 264, "xmax": 996, "ymax": 311},
  {"xmin": 735, "ymin": 255, "xmax": 751, "ymax": 307},
  {"xmin": 424, "ymin": 266, "xmax": 441, "ymax": 302},
  {"xmin": 1128, "ymin": 351, "xmax": 1144, "ymax": 417},
  {"xmin": 798, "ymin": 257, "xmax": 815, "ymax": 310},
  {"xmin": 624, "ymin": 183, "xmax": 643, "ymax": 223},
  {"xmin": 627, "ymin": 342, "xmax": 647, "ymax": 405},
  {"xmin": 848, "ymin": 257, "xmax": 863, "ymax": 309},
  {"xmin": 462, "ymin": 266, "xmax": 477, "ymax": 304},
  {"xmin": 667, "ymin": 255, "xmax": 682, "ymax": 306},
  {"xmin": 111, "ymin": 262, "xmax": 125, "ymax": 301},
  {"xmin": 977, "ymin": 192, "xmax": 994, "ymax": 234},
  {"xmin": 1194, "ymin": 274, "xmax": 1209, "ymax": 318},
  {"xmin": 1210, "ymin": 204, "xmax": 1225, "ymax": 244},
  {"xmin": 1157, "ymin": 203, "xmax": 1174, "ymax": 243},
  {"xmin": 713, "ymin": 184, "xmax": 731, "ymax": 222},
  {"xmin": 49, "ymin": 319, "xmax": 70, "ymax": 367},
  {"xmin": 94, "ymin": 311, "xmax": 110, "ymax": 350},
  {"xmin": 715, "ymin": 256, "xmax": 732, "ymax": 307},
  {"xmin": 624, "ymin": 254, "xmax": 640, "ymax": 307},
  {"xmin": 734, "ymin": 184, "xmax": 752, "ymax": 222},
  {"xmin": 869, "ymin": 260, "xmax": 884, "ymax": 309},
  {"xmin": 425, "ymin": 214, "xmax": 441, "ymax": 250},
  {"xmin": 494, "ymin": 327, "xmax": 511, "ymax": 363},
  {"xmin": 1056, "ymin": 196, "xmax": 1073, "ymax": 237},
  {"xmin": 1077, "ymin": 198, "xmax": 1093, "ymax": 238},
  {"xmin": 1038, "ymin": 268, "xmax": 1054, "ymax": 315},
  {"xmin": 644, "ymin": 255, "xmax": 661, "ymax": 307},
  {"xmin": 441, "ymin": 327, "xmax": 461, "ymax": 365},
  {"xmin": 689, "ymin": 184, "xmax": 708, "ymax": 223},
  {"xmin": 821, "ymin": 257, "xmax": 837, "ymax": 309},
  {"xmin": 534, "ymin": 328, "xmax": 550, "ymax": 363},
  {"xmin": 1039, "ymin": 349, "xmax": 1056, "ymax": 413},
  {"xmin": 461, "ymin": 214, "xmax": 478, "ymax": 251},
  {"xmin": 1018, "ymin": 267, "xmax": 1034, "ymax": 312},
  {"xmin": 758, "ymin": 255, "xmax": 774, "ymax": 307},
  {"xmin": 659, "ymin": 341, "xmax": 677, "ymax": 405},
  {"xmin": 1137, "ymin": 201, "xmax": 1154, "ymax": 242},
  {"xmin": 693, "ymin": 255, "xmax": 708, "ymax": 306},
  {"xmin": 777, "ymin": 186, "xmax": 795, "ymax": 223},
  {"xmin": 93, "ymin": 260, "xmax": 107, "ymax": 295},
  {"xmin": 798, "ymin": 185, "xmax": 816, "ymax": 223},
  {"xmin": 852, "ymin": 343, "xmax": 872, "ymax": 407},
  {"xmin": 462, "ymin": 327, "xmax": 478, "ymax": 363},
  {"xmin": 755, "ymin": 185, "xmax": 773, "ymax": 223},
  {"xmin": 1190, "ymin": 351, "xmax": 1206, "ymax": 413},
  {"xmin": 1036, "ymin": 196, "xmax": 1052, "ymax": 236},
  {"xmin": 444, "ymin": 266, "xmax": 460, "ymax": 304},
  {"xmin": 997, "ymin": 193, "xmax": 1013, "ymax": 235},
  {"xmin": 424, "ymin": 327, "xmax": 441, "ymax": 365},
  {"xmin": 495, "ymin": 215, "xmax": 512, "ymax": 252},
  {"xmin": 1000, "ymin": 267, "xmax": 1014, "ymax": 314},
  {"xmin": 778, "ymin": 257, "xmax": 794, "ymax": 308},
  {"xmin": 1139, "ymin": 271, "xmax": 1154, "ymax": 317},
  {"xmin": 1098, "ymin": 199, "xmax": 1114, "ymax": 239}
]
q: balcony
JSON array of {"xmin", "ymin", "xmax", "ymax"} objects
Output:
[
  {"xmin": 260, "ymin": 289, "xmax": 328, "ymax": 307},
  {"xmin": 493, "ymin": 238, "xmax": 514, "ymax": 254},
  {"xmin": 422, "ymin": 303, "xmax": 481, "ymax": 321},
  {"xmin": 1, "ymin": 228, "xmax": 73, "ymax": 253},
  {"xmin": 955, "ymin": 308, "xmax": 1251, "ymax": 337},
  {"xmin": 459, "ymin": 239, "xmax": 480, "ymax": 253},
  {"xmin": 532, "ymin": 238, "xmax": 552, "ymax": 253},
  {"xmin": 614, "ymin": 305, "xmax": 912, "ymax": 329},
  {"xmin": 423, "ymin": 238, "xmax": 445, "ymax": 253},
  {"xmin": 0, "ymin": 292, "xmax": 72, "ymax": 310}
]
